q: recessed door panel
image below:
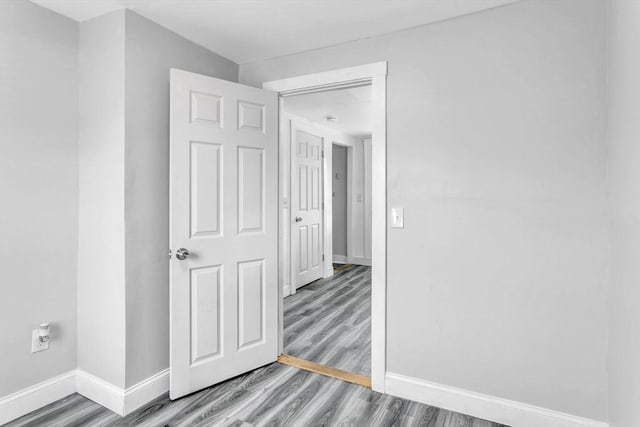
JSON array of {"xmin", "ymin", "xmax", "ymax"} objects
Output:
[
  {"xmin": 310, "ymin": 144, "xmax": 320, "ymax": 160},
  {"xmin": 238, "ymin": 101, "xmax": 265, "ymax": 133},
  {"xmin": 298, "ymin": 165, "xmax": 308, "ymax": 212},
  {"xmin": 238, "ymin": 147, "xmax": 264, "ymax": 234},
  {"xmin": 298, "ymin": 141, "xmax": 308, "ymax": 158},
  {"xmin": 311, "ymin": 224, "xmax": 320, "ymax": 268},
  {"xmin": 237, "ymin": 259, "xmax": 265, "ymax": 349},
  {"xmin": 298, "ymin": 225, "xmax": 308, "ymax": 273},
  {"xmin": 191, "ymin": 92, "xmax": 222, "ymax": 126},
  {"xmin": 311, "ymin": 166, "xmax": 320, "ymax": 210},
  {"xmin": 190, "ymin": 265, "xmax": 222, "ymax": 364},
  {"xmin": 190, "ymin": 141, "xmax": 222, "ymax": 238}
]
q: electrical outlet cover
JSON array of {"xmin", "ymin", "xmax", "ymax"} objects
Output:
[{"xmin": 31, "ymin": 329, "xmax": 49, "ymax": 353}]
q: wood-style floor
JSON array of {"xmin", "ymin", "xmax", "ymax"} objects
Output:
[
  {"xmin": 5, "ymin": 264, "xmax": 506, "ymax": 427},
  {"xmin": 5, "ymin": 365, "xmax": 504, "ymax": 427},
  {"xmin": 283, "ymin": 264, "xmax": 371, "ymax": 377}
]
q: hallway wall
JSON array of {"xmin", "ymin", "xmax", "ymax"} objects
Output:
[
  {"xmin": 240, "ymin": 0, "xmax": 609, "ymax": 420},
  {"xmin": 332, "ymin": 144, "xmax": 348, "ymax": 259},
  {"xmin": 606, "ymin": 1, "xmax": 640, "ymax": 426}
]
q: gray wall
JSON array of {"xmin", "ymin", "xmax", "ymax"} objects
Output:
[
  {"xmin": 332, "ymin": 144, "xmax": 348, "ymax": 257},
  {"xmin": 0, "ymin": 0, "xmax": 79, "ymax": 397},
  {"xmin": 78, "ymin": 10, "xmax": 127, "ymax": 388},
  {"xmin": 2, "ymin": 2, "xmax": 238, "ymax": 396},
  {"xmin": 607, "ymin": 1, "xmax": 640, "ymax": 426},
  {"xmin": 123, "ymin": 10, "xmax": 238, "ymax": 387},
  {"xmin": 241, "ymin": 0, "xmax": 609, "ymax": 420}
]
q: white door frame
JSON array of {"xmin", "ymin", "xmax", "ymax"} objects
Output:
[{"xmin": 264, "ymin": 61, "xmax": 387, "ymax": 393}]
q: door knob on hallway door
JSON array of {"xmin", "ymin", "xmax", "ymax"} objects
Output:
[
  {"xmin": 175, "ymin": 248, "xmax": 190, "ymax": 260},
  {"xmin": 295, "ymin": 217, "xmax": 303, "ymax": 222}
]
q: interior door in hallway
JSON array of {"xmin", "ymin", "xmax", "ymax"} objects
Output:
[
  {"xmin": 170, "ymin": 69, "xmax": 278, "ymax": 399},
  {"xmin": 292, "ymin": 128, "xmax": 324, "ymax": 288}
]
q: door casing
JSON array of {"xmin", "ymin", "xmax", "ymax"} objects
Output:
[{"xmin": 263, "ymin": 61, "xmax": 388, "ymax": 393}]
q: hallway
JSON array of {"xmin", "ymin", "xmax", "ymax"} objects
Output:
[{"xmin": 284, "ymin": 265, "xmax": 371, "ymax": 376}]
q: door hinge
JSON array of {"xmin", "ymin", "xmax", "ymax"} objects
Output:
[
  {"xmin": 321, "ymin": 150, "xmax": 324, "ymax": 158},
  {"xmin": 322, "ymin": 254, "xmax": 325, "ymax": 261}
]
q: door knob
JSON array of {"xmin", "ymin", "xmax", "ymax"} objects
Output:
[
  {"xmin": 175, "ymin": 248, "xmax": 190, "ymax": 260},
  {"xmin": 295, "ymin": 217, "xmax": 303, "ymax": 222}
]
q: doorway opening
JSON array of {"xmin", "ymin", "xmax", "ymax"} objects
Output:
[
  {"xmin": 265, "ymin": 63, "xmax": 385, "ymax": 388},
  {"xmin": 281, "ymin": 85, "xmax": 373, "ymax": 384},
  {"xmin": 168, "ymin": 64, "xmax": 385, "ymax": 401}
]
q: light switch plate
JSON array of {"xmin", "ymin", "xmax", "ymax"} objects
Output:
[{"xmin": 391, "ymin": 208, "xmax": 404, "ymax": 228}]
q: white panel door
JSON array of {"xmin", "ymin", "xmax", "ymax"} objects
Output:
[
  {"xmin": 292, "ymin": 128, "xmax": 324, "ymax": 288},
  {"xmin": 170, "ymin": 69, "xmax": 278, "ymax": 399}
]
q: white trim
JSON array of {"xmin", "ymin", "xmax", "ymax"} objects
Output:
[
  {"xmin": 333, "ymin": 255, "xmax": 348, "ymax": 264},
  {"xmin": 385, "ymin": 372, "xmax": 608, "ymax": 427},
  {"xmin": 369, "ymin": 69, "xmax": 387, "ymax": 393},
  {"xmin": 265, "ymin": 62, "xmax": 387, "ymax": 393},
  {"xmin": 76, "ymin": 369, "xmax": 169, "ymax": 417},
  {"xmin": 278, "ymin": 99, "xmax": 292, "ymax": 305},
  {"xmin": 351, "ymin": 256, "xmax": 371, "ymax": 266},
  {"xmin": 263, "ymin": 62, "xmax": 387, "ymax": 95},
  {"xmin": 0, "ymin": 371, "xmax": 76, "ymax": 425},
  {"xmin": 123, "ymin": 369, "xmax": 169, "ymax": 414},
  {"xmin": 76, "ymin": 370, "xmax": 125, "ymax": 415},
  {"xmin": 282, "ymin": 284, "xmax": 291, "ymax": 298},
  {"xmin": 277, "ymin": 96, "xmax": 287, "ymax": 354}
]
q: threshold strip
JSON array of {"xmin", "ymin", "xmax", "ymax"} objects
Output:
[{"xmin": 277, "ymin": 354, "xmax": 371, "ymax": 388}]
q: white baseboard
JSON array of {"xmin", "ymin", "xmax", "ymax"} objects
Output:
[
  {"xmin": 333, "ymin": 255, "xmax": 348, "ymax": 264},
  {"xmin": 351, "ymin": 256, "xmax": 371, "ymax": 266},
  {"xmin": 76, "ymin": 370, "xmax": 125, "ymax": 415},
  {"xmin": 1, "ymin": 367, "xmax": 608, "ymax": 427},
  {"xmin": 0, "ymin": 368, "xmax": 170, "ymax": 423},
  {"xmin": 76, "ymin": 369, "xmax": 169, "ymax": 417},
  {"xmin": 0, "ymin": 370, "xmax": 76, "ymax": 425},
  {"xmin": 385, "ymin": 372, "xmax": 608, "ymax": 427},
  {"xmin": 283, "ymin": 284, "xmax": 291, "ymax": 298},
  {"xmin": 124, "ymin": 369, "xmax": 169, "ymax": 414}
]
